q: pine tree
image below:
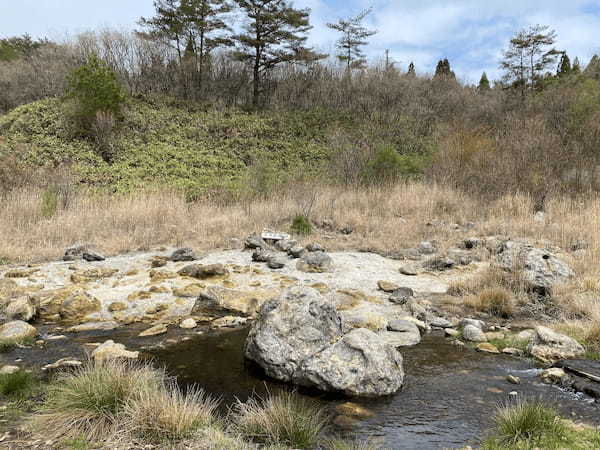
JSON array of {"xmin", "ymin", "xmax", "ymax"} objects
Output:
[
  {"xmin": 478, "ymin": 72, "xmax": 491, "ymax": 91},
  {"xmin": 327, "ymin": 9, "xmax": 377, "ymax": 71},
  {"xmin": 434, "ymin": 58, "xmax": 455, "ymax": 79},
  {"xmin": 139, "ymin": 0, "xmax": 188, "ymax": 64},
  {"xmin": 500, "ymin": 24, "xmax": 560, "ymax": 96},
  {"xmin": 233, "ymin": 0, "xmax": 325, "ymax": 107},
  {"xmin": 572, "ymin": 57, "xmax": 581, "ymax": 74},
  {"xmin": 585, "ymin": 54, "xmax": 600, "ymax": 80},
  {"xmin": 557, "ymin": 52, "xmax": 571, "ymax": 77}
]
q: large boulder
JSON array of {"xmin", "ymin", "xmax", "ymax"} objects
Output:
[
  {"xmin": 527, "ymin": 326, "xmax": 585, "ymax": 363},
  {"xmin": 192, "ymin": 286, "xmax": 278, "ymax": 317},
  {"xmin": 60, "ymin": 290, "xmax": 101, "ymax": 322},
  {"xmin": 294, "ymin": 328, "xmax": 404, "ymax": 397},
  {"xmin": 244, "ymin": 288, "xmax": 343, "ymax": 382},
  {"xmin": 496, "ymin": 243, "xmax": 574, "ymax": 295},
  {"xmin": 0, "ymin": 320, "xmax": 37, "ymax": 343},
  {"xmin": 245, "ymin": 287, "xmax": 404, "ymax": 396},
  {"xmin": 5, "ymin": 296, "xmax": 36, "ymax": 321}
]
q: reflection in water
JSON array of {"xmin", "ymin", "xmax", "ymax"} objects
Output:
[{"xmin": 149, "ymin": 329, "xmax": 600, "ymax": 450}]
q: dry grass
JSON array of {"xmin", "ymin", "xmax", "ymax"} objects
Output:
[{"xmin": 464, "ymin": 287, "xmax": 516, "ymax": 318}]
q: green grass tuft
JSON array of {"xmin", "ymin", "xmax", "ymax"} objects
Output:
[
  {"xmin": 291, "ymin": 215, "xmax": 312, "ymax": 235},
  {"xmin": 232, "ymin": 391, "xmax": 328, "ymax": 448},
  {"xmin": 0, "ymin": 369, "xmax": 36, "ymax": 399}
]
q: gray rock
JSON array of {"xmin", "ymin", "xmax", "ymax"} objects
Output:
[
  {"xmin": 288, "ymin": 246, "xmax": 305, "ymax": 259},
  {"xmin": 460, "ymin": 318, "xmax": 485, "ymax": 330},
  {"xmin": 418, "ymin": 241, "xmax": 436, "ymax": 255},
  {"xmin": 170, "ymin": 247, "xmax": 198, "ymax": 262},
  {"xmin": 389, "ymin": 287, "xmax": 414, "ymax": 305},
  {"xmin": 178, "ymin": 263, "xmax": 228, "ymax": 279},
  {"xmin": 244, "ymin": 287, "xmax": 343, "ymax": 382},
  {"xmin": 261, "ymin": 231, "xmax": 291, "ymax": 242},
  {"xmin": 275, "ymin": 239, "xmax": 297, "ymax": 252},
  {"xmin": 306, "ymin": 242, "xmax": 325, "ymax": 252},
  {"xmin": 0, "ymin": 320, "xmax": 37, "ymax": 342},
  {"xmin": 252, "ymin": 248, "xmax": 273, "ymax": 263},
  {"xmin": 63, "ymin": 244, "xmax": 89, "ymax": 261},
  {"xmin": 82, "ymin": 251, "xmax": 105, "ymax": 262},
  {"xmin": 296, "ymin": 251, "xmax": 333, "ymax": 273},
  {"xmin": 422, "ymin": 256, "xmax": 455, "ymax": 271},
  {"xmin": 463, "ymin": 237, "xmax": 482, "ymax": 249},
  {"xmin": 294, "ymin": 328, "xmax": 404, "ymax": 397},
  {"xmin": 406, "ymin": 298, "xmax": 427, "ymax": 320},
  {"xmin": 245, "ymin": 234, "xmax": 269, "ymax": 250},
  {"xmin": 267, "ymin": 256, "xmax": 287, "ymax": 270},
  {"xmin": 340, "ymin": 226, "xmax": 354, "ymax": 235},
  {"xmin": 429, "ymin": 316, "xmax": 452, "ymax": 328},
  {"xmin": 399, "ymin": 263, "xmax": 419, "ymax": 276},
  {"xmin": 496, "ymin": 244, "xmax": 574, "ymax": 295},
  {"xmin": 5, "ymin": 296, "xmax": 36, "ymax": 322},
  {"xmin": 382, "ymin": 319, "xmax": 421, "ymax": 347},
  {"xmin": 462, "ymin": 324, "xmax": 487, "ymax": 342},
  {"xmin": 447, "ymin": 248, "xmax": 476, "ymax": 265},
  {"xmin": 527, "ymin": 326, "xmax": 585, "ymax": 363}
]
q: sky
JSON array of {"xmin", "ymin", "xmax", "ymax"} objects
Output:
[{"xmin": 2, "ymin": 0, "xmax": 600, "ymax": 82}]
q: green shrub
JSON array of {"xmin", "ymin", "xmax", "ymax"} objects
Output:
[
  {"xmin": 41, "ymin": 189, "xmax": 59, "ymax": 218},
  {"xmin": 65, "ymin": 55, "xmax": 125, "ymax": 138},
  {"xmin": 0, "ymin": 370, "xmax": 36, "ymax": 399},
  {"xmin": 362, "ymin": 146, "xmax": 426, "ymax": 184},
  {"xmin": 291, "ymin": 215, "xmax": 312, "ymax": 235},
  {"xmin": 232, "ymin": 391, "xmax": 328, "ymax": 448}
]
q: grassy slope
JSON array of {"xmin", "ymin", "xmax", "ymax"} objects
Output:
[{"xmin": 0, "ymin": 98, "xmax": 336, "ymax": 195}]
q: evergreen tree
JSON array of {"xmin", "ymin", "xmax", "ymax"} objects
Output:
[
  {"xmin": 233, "ymin": 0, "xmax": 325, "ymax": 107},
  {"xmin": 139, "ymin": 0, "xmax": 188, "ymax": 64},
  {"xmin": 557, "ymin": 52, "xmax": 571, "ymax": 77},
  {"xmin": 585, "ymin": 54, "xmax": 600, "ymax": 80},
  {"xmin": 434, "ymin": 58, "xmax": 455, "ymax": 79},
  {"xmin": 500, "ymin": 24, "xmax": 560, "ymax": 96},
  {"xmin": 327, "ymin": 9, "xmax": 377, "ymax": 71},
  {"xmin": 478, "ymin": 72, "xmax": 491, "ymax": 91},
  {"xmin": 407, "ymin": 61, "xmax": 416, "ymax": 77},
  {"xmin": 572, "ymin": 56, "xmax": 582, "ymax": 74}
]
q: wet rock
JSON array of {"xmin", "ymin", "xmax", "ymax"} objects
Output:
[
  {"xmin": 296, "ymin": 251, "xmax": 333, "ymax": 273},
  {"xmin": 178, "ymin": 263, "xmax": 228, "ymax": 279},
  {"xmin": 422, "ymin": 256, "xmax": 455, "ymax": 271},
  {"xmin": 445, "ymin": 328, "xmax": 460, "ymax": 337},
  {"xmin": 193, "ymin": 286, "xmax": 276, "ymax": 317},
  {"xmin": 476, "ymin": 343, "xmax": 500, "ymax": 354},
  {"xmin": 212, "ymin": 316, "xmax": 247, "ymax": 328},
  {"xmin": 170, "ymin": 247, "xmax": 198, "ymax": 262},
  {"xmin": 179, "ymin": 318, "xmax": 197, "ymax": 329},
  {"xmin": 139, "ymin": 323, "xmax": 168, "ymax": 337},
  {"xmin": 82, "ymin": 251, "xmax": 105, "ymax": 262},
  {"xmin": 460, "ymin": 318, "xmax": 485, "ymax": 330},
  {"xmin": 507, "ymin": 375, "xmax": 521, "ymax": 384},
  {"xmin": 67, "ymin": 321, "xmax": 119, "ymax": 332},
  {"xmin": 60, "ymin": 290, "xmax": 101, "ymax": 322},
  {"xmin": 429, "ymin": 317, "xmax": 452, "ymax": 328},
  {"xmin": 288, "ymin": 246, "xmax": 305, "ymax": 259},
  {"xmin": 245, "ymin": 235, "xmax": 269, "ymax": 250},
  {"xmin": 0, "ymin": 320, "xmax": 37, "ymax": 342},
  {"xmin": 527, "ymin": 326, "xmax": 585, "ymax": 362},
  {"xmin": 462, "ymin": 324, "xmax": 487, "ymax": 342},
  {"xmin": 496, "ymin": 243, "xmax": 574, "ymax": 295},
  {"xmin": 295, "ymin": 328, "xmax": 404, "ymax": 397},
  {"xmin": 333, "ymin": 415, "xmax": 360, "ymax": 429},
  {"xmin": 389, "ymin": 287, "xmax": 414, "ymax": 305},
  {"xmin": 42, "ymin": 358, "xmax": 82, "ymax": 375},
  {"xmin": 245, "ymin": 287, "xmax": 343, "ymax": 383},
  {"xmin": 502, "ymin": 347, "xmax": 522, "ymax": 355},
  {"xmin": 382, "ymin": 319, "xmax": 421, "ymax": 347},
  {"xmin": 335, "ymin": 402, "xmax": 374, "ymax": 418},
  {"xmin": 540, "ymin": 367, "xmax": 569, "ymax": 385},
  {"xmin": 92, "ymin": 340, "xmax": 139, "ymax": 361},
  {"xmin": 5, "ymin": 296, "xmax": 36, "ymax": 321},
  {"xmin": 377, "ymin": 280, "xmax": 399, "ymax": 293}
]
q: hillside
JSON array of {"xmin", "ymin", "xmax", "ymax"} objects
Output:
[{"xmin": 0, "ymin": 98, "xmax": 335, "ymax": 196}]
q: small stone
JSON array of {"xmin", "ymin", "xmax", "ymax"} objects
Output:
[
  {"xmin": 82, "ymin": 251, "xmax": 105, "ymax": 262},
  {"xmin": 377, "ymin": 280, "xmax": 399, "ymax": 293},
  {"xmin": 252, "ymin": 248, "xmax": 273, "ymax": 263},
  {"xmin": 460, "ymin": 318, "xmax": 485, "ymax": 330},
  {"xmin": 92, "ymin": 340, "xmax": 139, "ymax": 361},
  {"xmin": 274, "ymin": 239, "xmax": 297, "ymax": 252},
  {"xmin": 429, "ymin": 317, "xmax": 452, "ymax": 328},
  {"xmin": 509, "ymin": 391, "xmax": 518, "ymax": 398},
  {"xmin": 67, "ymin": 321, "xmax": 119, "ymax": 332},
  {"xmin": 477, "ymin": 343, "xmax": 500, "ymax": 354},
  {"xmin": 502, "ymin": 347, "xmax": 522, "ymax": 355},
  {"xmin": 245, "ymin": 235, "xmax": 268, "ymax": 250},
  {"xmin": 178, "ymin": 263, "xmax": 228, "ymax": 279},
  {"xmin": 445, "ymin": 328, "xmax": 460, "ymax": 337},
  {"xmin": 288, "ymin": 246, "xmax": 305, "ymax": 258},
  {"xmin": 63, "ymin": 243, "xmax": 89, "ymax": 261},
  {"xmin": 170, "ymin": 248, "xmax": 197, "ymax": 262},
  {"xmin": 267, "ymin": 256, "xmax": 287, "ymax": 270},
  {"xmin": 139, "ymin": 323, "xmax": 168, "ymax": 337},
  {"xmin": 340, "ymin": 226, "xmax": 353, "ymax": 235},
  {"xmin": 212, "ymin": 316, "xmax": 247, "ymax": 328},
  {"xmin": 540, "ymin": 368, "xmax": 569, "ymax": 385},
  {"xmin": 180, "ymin": 318, "xmax": 197, "ymax": 329},
  {"xmin": 389, "ymin": 287, "xmax": 414, "ymax": 305},
  {"xmin": 306, "ymin": 242, "xmax": 325, "ymax": 252},
  {"xmin": 151, "ymin": 257, "xmax": 168, "ymax": 268},
  {"xmin": 462, "ymin": 324, "xmax": 487, "ymax": 342},
  {"xmin": 399, "ymin": 264, "xmax": 419, "ymax": 276},
  {"xmin": 42, "ymin": 358, "xmax": 82, "ymax": 373},
  {"xmin": 507, "ymin": 375, "xmax": 521, "ymax": 385},
  {"xmin": 418, "ymin": 241, "xmax": 436, "ymax": 255},
  {"xmin": 423, "ymin": 256, "xmax": 455, "ymax": 271}
]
